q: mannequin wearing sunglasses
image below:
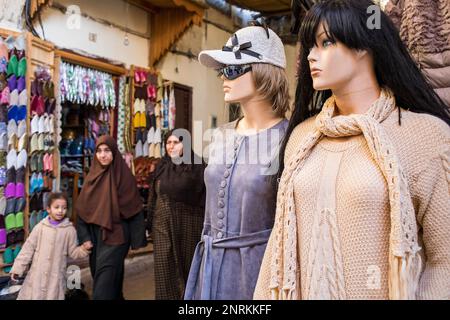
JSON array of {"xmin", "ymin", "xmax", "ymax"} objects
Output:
[
  {"xmin": 219, "ymin": 64, "xmax": 286, "ymax": 133},
  {"xmin": 185, "ymin": 26, "xmax": 291, "ymax": 301}
]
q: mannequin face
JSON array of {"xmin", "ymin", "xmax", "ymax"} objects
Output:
[
  {"xmin": 222, "ymin": 70, "xmax": 257, "ymax": 104},
  {"xmin": 96, "ymin": 144, "xmax": 113, "ymax": 166},
  {"xmin": 307, "ymin": 23, "xmax": 366, "ymax": 91},
  {"xmin": 166, "ymin": 135, "xmax": 183, "ymax": 158}
]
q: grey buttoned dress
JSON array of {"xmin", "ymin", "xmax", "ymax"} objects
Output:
[{"xmin": 184, "ymin": 119, "xmax": 288, "ymax": 300}]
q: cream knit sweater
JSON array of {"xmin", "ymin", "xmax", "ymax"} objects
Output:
[{"xmin": 254, "ymin": 108, "xmax": 450, "ymax": 300}]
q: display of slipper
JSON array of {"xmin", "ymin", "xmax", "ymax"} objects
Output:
[
  {"xmin": 45, "ymin": 98, "xmax": 55, "ymax": 115},
  {"xmin": 0, "ymin": 132, "xmax": 7, "ymax": 152},
  {"xmin": 29, "ymin": 133, "xmax": 38, "ymax": 155},
  {"xmin": 15, "ymin": 166, "xmax": 25, "ymax": 184},
  {"xmin": 17, "ymin": 57, "xmax": 26, "ymax": 77},
  {"xmin": 17, "ymin": 76, "xmax": 25, "ymax": 93},
  {"xmin": 15, "ymin": 106, "xmax": 26, "ymax": 121},
  {"xmin": 15, "ymin": 212, "xmax": 23, "ymax": 229},
  {"xmin": 2, "ymin": 247, "xmax": 13, "ymax": 271},
  {"xmin": 37, "ymin": 153, "xmax": 44, "ymax": 172},
  {"xmin": 16, "ymin": 149, "xmax": 27, "ymax": 169},
  {"xmin": 5, "ymin": 167, "xmax": 15, "ymax": 185},
  {"xmin": 0, "ymin": 87, "xmax": 10, "ymax": 105},
  {"xmin": 5, "ymin": 213, "xmax": 16, "ymax": 230},
  {"xmin": 18, "ymin": 89, "xmax": 26, "ymax": 107},
  {"xmin": 5, "ymin": 198, "xmax": 15, "ymax": 216},
  {"xmin": 37, "ymin": 133, "xmax": 44, "ymax": 151},
  {"xmin": 29, "ymin": 211, "xmax": 37, "ymax": 232},
  {"xmin": 0, "ymin": 57, "xmax": 7, "ymax": 74},
  {"xmin": 29, "ymin": 173, "xmax": 38, "ymax": 194},
  {"xmin": 7, "ymin": 105, "xmax": 18, "ymax": 122},
  {"xmin": 38, "ymin": 115, "xmax": 45, "ymax": 134},
  {"xmin": 37, "ymin": 173, "xmax": 44, "ymax": 191},
  {"xmin": 6, "ymin": 149, "xmax": 16, "ymax": 170},
  {"xmin": 15, "ymin": 183, "xmax": 24, "ymax": 198},
  {"xmin": 0, "ymin": 196, "xmax": 6, "ymax": 215},
  {"xmin": 30, "ymin": 115, "xmax": 39, "ymax": 135},
  {"xmin": 14, "ymin": 197, "xmax": 26, "ymax": 213},
  {"xmin": 0, "ymin": 228, "xmax": 6, "ymax": 249},
  {"xmin": 7, "ymin": 75, "xmax": 16, "ymax": 92},
  {"xmin": 6, "ymin": 55, "xmax": 17, "ymax": 77},
  {"xmin": 17, "ymin": 133, "xmax": 27, "ymax": 151},
  {"xmin": 13, "ymin": 245, "xmax": 21, "ymax": 260},
  {"xmin": 6, "ymin": 230, "xmax": 15, "ymax": 248},
  {"xmin": 0, "ymin": 167, "xmax": 6, "ymax": 186},
  {"xmin": 30, "ymin": 95, "xmax": 39, "ymax": 115},
  {"xmin": 48, "ymin": 153, "xmax": 54, "ymax": 173}
]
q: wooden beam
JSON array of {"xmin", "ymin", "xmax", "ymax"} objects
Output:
[
  {"xmin": 125, "ymin": 0, "xmax": 159, "ymax": 14},
  {"xmin": 54, "ymin": 49, "xmax": 127, "ymax": 75},
  {"xmin": 0, "ymin": 27, "xmax": 21, "ymax": 38}
]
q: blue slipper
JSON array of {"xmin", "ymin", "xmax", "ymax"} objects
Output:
[
  {"xmin": 16, "ymin": 106, "xmax": 26, "ymax": 121},
  {"xmin": 7, "ymin": 106, "xmax": 18, "ymax": 122},
  {"xmin": 29, "ymin": 211, "xmax": 37, "ymax": 232}
]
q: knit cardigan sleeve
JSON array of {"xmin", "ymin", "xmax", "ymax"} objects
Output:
[{"xmin": 414, "ymin": 145, "xmax": 450, "ymax": 300}]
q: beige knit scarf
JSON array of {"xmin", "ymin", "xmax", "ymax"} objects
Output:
[{"xmin": 269, "ymin": 88, "xmax": 422, "ymax": 300}]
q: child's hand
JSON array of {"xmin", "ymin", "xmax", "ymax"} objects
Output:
[
  {"xmin": 10, "ymin": 273, "xmax": 19, "ymax": 282},
  {"xmin": 82, "ymin": 241, "xmax": 93, "ymax": 250}
]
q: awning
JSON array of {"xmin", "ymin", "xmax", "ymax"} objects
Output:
[
  {"xmin": 133, "ymin": 0, "xmax": 206, "ymax": 66},
  {"xmin": 226, "ymin": 0, "xmax": 291, "ymax": 14}
]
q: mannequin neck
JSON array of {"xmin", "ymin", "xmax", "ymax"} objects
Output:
[
  {"xmin": 332, "ymin": 72, "xmax": 381, "ymax": 116},
  {"xmin": 237, "ymin": 97, "xmax": 282, "ymax": 133}
]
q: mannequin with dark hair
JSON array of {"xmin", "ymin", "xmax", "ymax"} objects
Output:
[{"xmin": 255, "ymin": 0, "xmax": 450, "ymax": 300}]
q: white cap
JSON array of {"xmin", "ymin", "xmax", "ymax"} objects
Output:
[{"xmin": 198, "ymin": 26, "xmax": 286, "ymax": 69}]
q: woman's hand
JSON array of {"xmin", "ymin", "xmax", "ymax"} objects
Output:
[{"xmin": 82, "ymin": 241, "xmax": 93, "ymax": 250}]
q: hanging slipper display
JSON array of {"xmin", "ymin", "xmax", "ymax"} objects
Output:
[{"xmin": 60, "ymin": 62, "xmax": 116, "ymax": 108}]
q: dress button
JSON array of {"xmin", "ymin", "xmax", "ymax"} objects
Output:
[
  {"xmin": 217, "ymin": 220, "xmax": 224, "ymax": 228},
  {"xmin": 218, "ymin": 190, "xmax": 225, "ymax": 198},
  {"xmin": 226, "ymin": 163, "xmax": 232, "ymax": 169},
  {"xmin": 217, "ymin": 211, "xmax": 224, "ymax": 219},
  {"xmin": 220, "ymin": 180, "xmax": 227, "ymax": 188},
  {"xmin": 217, "ymin": 231, "xmax": 223, "ymax": 239},
  {"xmin": 218, "ymin": 200, "xmax": 225, "ymax": 208},
  {"xmin": 223, "ymin": 170, "xmax": 230, "ymax": 178}
]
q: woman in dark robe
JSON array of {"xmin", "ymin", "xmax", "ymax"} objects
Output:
[
  {"xmin": 76, "ymin": 136, "xmax": 146, "ymax": 300},
  {"xmin": 148, "ymin": 129, "xmax": 206, "ymax": 300}
]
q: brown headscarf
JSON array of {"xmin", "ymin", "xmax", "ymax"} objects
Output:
[{"xmin": 76, "ymin": 136, "xmax": 143, "ymax": 245}]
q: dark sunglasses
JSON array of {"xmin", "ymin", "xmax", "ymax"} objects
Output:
[{"xmin": 217, "ymin": 64, "xmax": 252, "ymax": 80}]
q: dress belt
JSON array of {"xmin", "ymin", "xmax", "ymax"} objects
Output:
[{"xmin": 199, "ymin": 228, "xmax": 272, "ymax": 300}]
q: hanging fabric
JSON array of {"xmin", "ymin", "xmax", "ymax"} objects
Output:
[
  {"xmin": 59, "ymin": 62, "xmax": 116, "ymax": 108},
  {"xmin": 168, "ymin": 85, "xmax": 176, "ymax": 130},
  {"xmin": 117, "ymin": 76, "xmax": 126, "ymax": 153}
]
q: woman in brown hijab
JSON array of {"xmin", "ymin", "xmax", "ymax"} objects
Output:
[{"xmin": 76, "ymin": 136, "xmax": 146, "ymax": 300}]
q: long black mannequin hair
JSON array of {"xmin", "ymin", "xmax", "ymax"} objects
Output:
[{"xmin": 277, "ymin": 0, "xmax": 450, "ymax": 181}]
